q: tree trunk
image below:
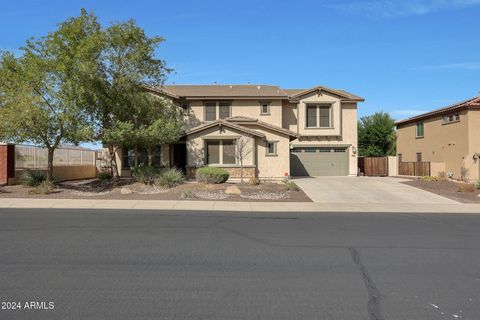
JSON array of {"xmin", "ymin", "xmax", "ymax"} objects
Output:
[
  {"xmin": 107, "ymin": 145, "xmax": 119, "ymax": 178},
  {"xmin": 147, "ymin": 147, "xmax": 152, "ymax": 166},
  {"xmin": 240, "ymin": 158, "xmax": 244, "ymax": 184},
  {"xmin": 134, "ymin": 146, "xmax": 138, "ymax": 167},
  {"xmin": 47, "ymin": 148, "xmax": 54, "ymax": 181}
]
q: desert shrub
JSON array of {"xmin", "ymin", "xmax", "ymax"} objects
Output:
[
  {"xmin": 458, "ymin": 183, "xmax": 475, "ymax": 193},
  {"xmin": 420, "ymin": 176, "xmax": 446, "ymax": 182},
  {"xmin": 131, "ymin": 165, "xmax": 160, "ymax": 185},
  {"xmin": 181, "ymin": 190, "xmax": 196, "ymax": 199},
  {"xmin": 155, "ymin": 168, "xmax": 185, "ymax": 188},
  {"xmin": 28, "ymin": 180, "xmax": 54, "ymax": 195},
  {"xmin": 98, "ymin": 171, "xmax": 112, "ymax": 180},
  {"xmin": 438, "ymin": 171, "xmax": 447, "ymax": 180},
  {"xmin": 21, "ymin": 170, "xmax": 47, "ymax": 187},
  {"xmin": 196, "ymin": 167, "xmax": 229, "ymax": 184},
  {"xmin": 475, "ymin": 180, "xmax": 480, "ymax": 190},
  {"xmin": 283, "ymin": 179, "xmax": 300, "ymax": 191},
  {"xmin": 249, "ymin": 177, "xmax": 260, "ymax": 185}
]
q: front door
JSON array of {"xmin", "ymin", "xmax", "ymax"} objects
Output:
[{"xmin": 172, "ymin": 144, "xmax": 187, "ymax": 171}]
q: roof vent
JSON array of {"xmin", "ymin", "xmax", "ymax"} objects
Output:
[
  {"xmin": 229, "ymin": 85, "xmax": 233, "ymax": 89},
  {"xmin": 257, "ymin": 85, "xmax": 261, "ymax": 90}
]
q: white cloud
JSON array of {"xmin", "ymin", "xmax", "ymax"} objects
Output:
[
  {"xmin": 416, "ymin": 62, "xmax": 480, "ymax": 70},
  {"xmin": 329, "ymin": 0, "xmax": 480, "ymax": 18}
]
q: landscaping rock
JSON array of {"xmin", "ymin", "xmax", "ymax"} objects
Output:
[
  {"xmin": 120, "ymin": 187, "xmax": 133, "ymax": 195},
  {"xmin": 225, "ymin": 185, "xmax": 241, "ymax": 195}
]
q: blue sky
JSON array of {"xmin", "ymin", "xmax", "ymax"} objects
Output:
[{"xmin": 1, "ymin": 0, "xmax": 479, "ymax": 122}]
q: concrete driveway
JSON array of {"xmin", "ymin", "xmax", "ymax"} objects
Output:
[{"xmin": 294, "ymin": 176, "xmax": 458, "ymax": 204}]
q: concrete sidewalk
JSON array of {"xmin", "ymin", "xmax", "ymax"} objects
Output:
[{"xmin": 0, "ymin": 198, "xmax": 479, "ymax": 214}]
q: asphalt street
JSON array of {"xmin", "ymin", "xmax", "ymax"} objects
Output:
[{"xmin": 0, "ymin": 209, "xmax": 479, "ymax": 319}]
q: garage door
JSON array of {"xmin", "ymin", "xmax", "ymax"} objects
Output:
[{"xmin": 290, "ymin": 147, "xmax": 349, "ymax": 176}]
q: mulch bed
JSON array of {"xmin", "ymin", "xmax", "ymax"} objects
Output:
[
  {"xmin": 0, "ymin": 178, "xmax": 311, "ymax": 202},
  {"xmin": 402, "ymin": 179, "xmax": 480, "ymax": 203}
]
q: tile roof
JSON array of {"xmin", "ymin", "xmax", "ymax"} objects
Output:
[
  {"xmin": 396, "ymin": 96, "xmax": 480, "ymax": 126},
  {"xmin": 152, "ymin": 84, "xmax": 364, "ymax": 101}
]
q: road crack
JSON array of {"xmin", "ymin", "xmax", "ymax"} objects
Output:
[{"xmin": 348, "ymin": 247, "xmax": 385, "ymax": 320}]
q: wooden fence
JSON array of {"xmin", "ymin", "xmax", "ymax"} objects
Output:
[
  {"xmin": 398, "ymin": 161, "xmax": 431, "ymax": 176},
  {"xmin": 358, "ymin": 157, "xmax": 389, "ymax": 176}
]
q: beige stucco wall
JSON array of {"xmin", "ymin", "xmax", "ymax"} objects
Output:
[
  {"xmin": 387, "ymin": 156, "xmax": 398, "ymax": 176},
  {"xmin": 186, "ymin": 124, "xmax": 290, "ymax": 179},
  {"xmin": 186, "ymin": 126, "xmax": 255, "ymax": 167},
  {"xmin": 396, "ymin": 109, "xmax": 479, "ymax": 180},
  {"xmin": 296, "ymin": 91, "xmax": 342, "ymax": 136},
  {"xmin": 185, "ymin": 99, "xmax": 283, "ymax": 130},
  {"xmin": 290, "ymin": 101, "xmax": 358, "ymax": 176},
  {"xmin": 13, "ymin": 165, "xmax": 97, "ymax": 184},
  {"xmin": 467, "ymin": 109, "xmax": 480, "ymax": 181}
]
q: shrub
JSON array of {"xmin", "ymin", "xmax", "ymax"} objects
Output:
[
  {"xmin": 131, "ymin": 165, "xmax": 160, "ymax": 185},
  {"xmin": 458, "ymin": 183, "xmax": 475, "ymax": 193},
  {"xmin": 283, "ymin": 179, "xmax": 300, "ymax": 191},
  {"xmin": 21, "ymin": 170, "xmax": 47, "ymax": 187},
  {"xmin": 420, "ymin": 176, "xmax": 447, "ymax": 182},
  {"xmin": 155, "ymin": 168, "xmax": 185, "ymax": 188},
  {"xmin": 28, "ymin": 180, "xmax": 54, "ymax": 195},
  {"xmin": 98, "ymin": 171, "xmax": 112, "ymax": 180},
  {"xmin": 196, "ymin": 167, "xmax": 230, "ymax": 184},
  {"xmin": 249, "ymin": 177, "xmax": 260, "ymax": 185},
  {"xmin": 476, "ymin": 180, "xmax": 480, "ymax": 190},
  {"xmin": 181, "ymin": 190, "xmax": 196, "ymax": 199}
]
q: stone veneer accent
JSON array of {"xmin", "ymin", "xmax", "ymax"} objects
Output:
[{"xmin": 186, "ymin": 166, "xmax": 256, "ymax": 179}]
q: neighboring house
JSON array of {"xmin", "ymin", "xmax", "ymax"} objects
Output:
[
  {"xmin": 396, "ymin": 96, "xmax": 480, "ymax": 181},
  {"xmin": 114, "ymin": 84, "xmax": 364, "ymax": 179}
]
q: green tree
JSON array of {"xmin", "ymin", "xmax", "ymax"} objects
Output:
[
  {"xmin": 358, "ymin": 112, "xmax": 396, "ymax": 157},
  {"xmin": 0, "ymin": 10, "xmax": 101, "ymax": 180},
  {"xmin": 92, "ymin": 19, "xmax": 183, "ymax": 177}
]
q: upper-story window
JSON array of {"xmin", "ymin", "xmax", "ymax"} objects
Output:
[
  {"xmin": 306, "ymin": 104, "xmax": 331, "ymax": 128},
  {"xmin": 204, "ymin": 102, "xmax": 231, "ymax": 121},
  {"xmin": 416, "ymin": 122, "xmax": 424, "ymax": 138},
  {"xmin": 442, "ymin": 114, "xmax": 460, "ymax": 124},
  {"xmin": 259, "ymin": 102, "xmax": 270, "ymax": 115}
]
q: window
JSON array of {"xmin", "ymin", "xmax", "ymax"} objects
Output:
[
  {"xmin": 319, "ymin": 148, "xmax": 331, "ymax": 153},
  {"xmin": 304, "ymin": 148, "xmax": 317, "ymax": 153},
  {"xmin": 291, "ymin": 148, "xmax": 302, "ymax": 153},
  {"xmin": 206, "ymin": 140, "xmax": 236, "ymax": 165},
  {"xmin": 416, "ymin": 122, "xmax": 424, "ymax": 138},
  {"xmin": 306, "ymin": 106, "xmax": 317, "ymax": 128},
  {"xmin": 122, "ymin": 146, "xmax": 161, "ymax": 169},
  {"xmin": 205, "ymin": 103, "xmax": 216, "ymax": 121},
  {"xmin": 260, "ymin": 103, "xmax": 270, "ymax": 115},
  {"xmin": 306, "ymin": 105, "xmax": 331, "ymax": 128},
  {"xmin": 266, "ymin": 141, "xmax": 277, "ymax": 155},
  {"xmin": 416, "ymin": 153, "xmax": 422, "ymax": 162},
  {"xmin": 222, "ymin": 140, "xmax": 236, "ymax": 164},
  {"xmin": 122, "ymin": 148, "xmax": 135, "ymax": 169},
  {"xmin": 181, "ymin": 103, "xmax": 189, "ymax": 113},
  {"xmin": 319, "ymin": 107, "xmax": 331, "ymax": 127},
  {"xmin": 219, "ymin": 102, "xmax": 231, "ymax": 119},
  {"xmin": 207, "ymin": 140, "xmax": 220, "ymax": 164},
  {"xmin": 442, "ymin": 114, "xmax": 460, "ymax": 124},
  {"xmin": 205, "ymin": 102, "xmax": 231, "ymax": 121},
  {"xmin": 334, "ymin": 148, "xmax": 346, "ymax": 153}
]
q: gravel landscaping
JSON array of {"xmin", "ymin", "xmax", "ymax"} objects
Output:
[
  {"xmin": 0, "ymin": 178, "xmax": 312, "ymax": 202},
  {"xmin": 403, "ymin": 179, "xmax": 480, "ymax": 203}
]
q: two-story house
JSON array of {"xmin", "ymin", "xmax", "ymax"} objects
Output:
[
  {"xmin": 115, "ymin": 84, "xmax": 364, "ymax": 179},
  {"xmin": 396, "ymin": 96, "xmax": 480, "ymax": 181}
]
